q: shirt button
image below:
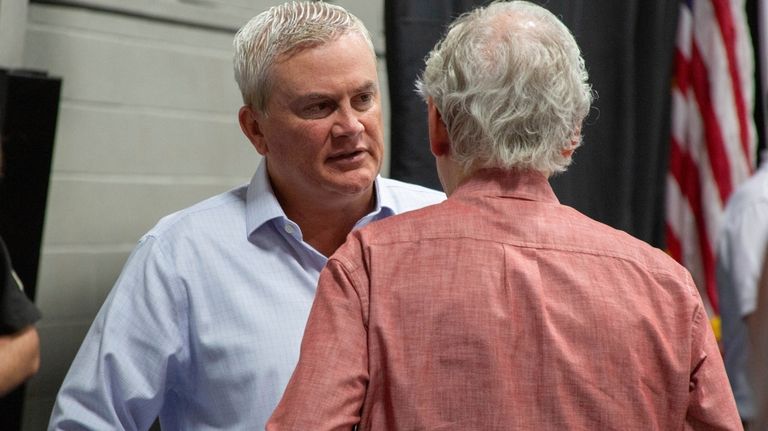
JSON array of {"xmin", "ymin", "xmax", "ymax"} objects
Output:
[{"xmin": 284, "ymin": 224, "xmax": 295, "ymax": 234}]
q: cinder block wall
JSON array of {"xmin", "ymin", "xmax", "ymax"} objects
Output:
[{"xmin": 13, "ymin": 1, "xmax": 387, "ymax": 428}]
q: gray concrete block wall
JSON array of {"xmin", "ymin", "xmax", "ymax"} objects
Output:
[{"xmin": 13, "ymin": 1, "xmax": 388, "ymax": 429}]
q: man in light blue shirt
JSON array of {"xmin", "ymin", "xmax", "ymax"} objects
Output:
[
  {"xmin": 717, "ymin": 150, "xmax": 768, "ymax": 429},
  {"xmin": 48, "ymin": 2, "xmax": 444, "ymax": 430}
]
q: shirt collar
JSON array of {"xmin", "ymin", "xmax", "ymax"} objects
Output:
[
  {"xmin": 369, "ymin": 175, "xmax": 396, "ymax": 219},
  {"xmin": 245, "ymin": 161, "xmax": 395, "ymax": 235},
  {"xmin": 245, "ymin": 161, "xmax": 286, "ymax": 236},
  {"xmin": 451, "ymin": 168, "xmax": 560, "ymax": 204}
]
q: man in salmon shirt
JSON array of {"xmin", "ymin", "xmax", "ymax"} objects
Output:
[{"xmin": 268, "ymin": 1, "xmax": 741, "ymax": 429}]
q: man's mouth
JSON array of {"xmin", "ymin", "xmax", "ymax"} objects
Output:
[{"xmin": 327, "ymin": 149, "xmax": 367, "ymax": 164}]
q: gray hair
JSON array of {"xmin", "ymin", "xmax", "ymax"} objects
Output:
[
  {"xmin": 416, "ymin": 1, "xmax": 593, "ymax": 175},
  {"xmin": 233, "ymin": 1, "xmax": 375, "ymax": 113}
]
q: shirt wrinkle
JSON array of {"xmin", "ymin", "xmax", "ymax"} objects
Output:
[{"xmin": 147, "ymin": 237, "xmax": 189, "ymax": 391}]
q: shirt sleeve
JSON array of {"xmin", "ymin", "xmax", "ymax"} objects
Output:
[
  {"xmin": 0, "ymin": 237, "xmax": 41, "ymax": 334},
  {"xmin": 48, "ymin": 235, "xmax": 188, "ymax": 431},
  {"xmin": 685, "ymin": 300, "xmax": 743, "ymax": 429},
  {"xmin": 721, "ymin": 201, "xmax": 768, "ymax": 317},
  {"xmin": 267, "ymin": 238, "xmax": 369, "ymax": 431}
]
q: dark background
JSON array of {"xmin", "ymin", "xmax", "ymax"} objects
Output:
[
  {"xmin": 386, "ymin": 0, "xmax": 766, "ymax": 249},
  {"xmin": 0, "ymin": 69, "xmax": 60, "ymax": 430}
]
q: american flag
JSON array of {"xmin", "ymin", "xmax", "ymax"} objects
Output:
[{"xmin": 665, "ymin": 0, "xmax": 756, "ymax": 318}]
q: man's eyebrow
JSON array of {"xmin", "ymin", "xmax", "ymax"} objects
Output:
[
  {"xmin": 293, "ymin": 81, "xmax": 378, "ymax": 103},
  {"xmin": 301, "ymin": 93, "xmax": 330, "ymax": 101},
  {"xmin": 355, "ymin": 81, "xmax": 378, "ymax": 93}
]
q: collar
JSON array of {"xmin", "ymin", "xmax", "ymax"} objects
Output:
[
  {"xmin": 245, "ymin": 161, "xmax": 285, "ymax": 236},
  {"xmin": 245, "ymin": 161, "xmax": 396, "ymax": 236},
  {"xmin": 451, "ymin": 168, "xmax": 559, "ymax": 204},
  {"xmin": 368, "ymin": 175, "xmax": 397, "ymax": 220}
]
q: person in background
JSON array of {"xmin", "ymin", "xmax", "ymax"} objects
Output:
[
  {"xmin": 749, "ymin": 245, "xmax": 768, "ymax": 430},
  {"xmin": 267, "ymin": 1, "xmax": 741, "ymax": 429},
  {"xmin": 48, "ymin": 2, "xmax": 444, "ymax": 430},
  {"xmin": 717, "ymin": 149, "xmax": 768, "ymax": 429},
  {"xmin": 0, "ymin": 138, "xmax": 41, "ymax": 397},
  {"xmin": 0, "ymin": 232, "xmax": 41, "ymax": 398}
]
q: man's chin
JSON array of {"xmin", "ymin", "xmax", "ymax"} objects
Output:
[{"xmin": 323, "ymin": 173, "xmax": 377, "ymax": 197}]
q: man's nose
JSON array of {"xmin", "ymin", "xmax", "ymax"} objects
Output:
[{"xmin": 331, "ymin": 106, "xmax": 365, "ymax": 138}]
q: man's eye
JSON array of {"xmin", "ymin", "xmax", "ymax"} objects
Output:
[
  {"xmin": 303, "ymin": 102, "xmax": 333, "ymax": 118},
  {"xmin": 353, "ymin": 93, "xmax": 375, "ymax": 110}
]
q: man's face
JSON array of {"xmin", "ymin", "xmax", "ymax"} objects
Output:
[{"xmin": 246, "ymin": 32, "xmax": 384, "ymax": 206}]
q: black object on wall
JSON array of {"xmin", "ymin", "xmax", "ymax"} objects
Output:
[
  {"xmin": 385, "ymin": 0, "xmax": 679, "ymax": 248},
  {"xmin": 0, "ymin": 68, "xmax": 61, "ymax": 431}
]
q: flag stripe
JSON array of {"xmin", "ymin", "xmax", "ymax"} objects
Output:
[
  {"xmin": 690, "ymin": 42, "xmax": 733, "ymax": 203},
  {"xmin": 665, "ymin": 224, "xmax": 682, "ymax": 263},
  {"xmin": 711, "ymin": 0, "xmax": 753, "ymax": 168},
  {"xmin": 669, "ymin": 136, "xmax": 719, "ymax": 311},
  {"xmin": 674, "ymin": 50, "xmax": 690, "ymax": 94}
]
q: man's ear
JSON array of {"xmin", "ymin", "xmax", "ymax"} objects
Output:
[
  {"xmin": 238, "ymin": 105, "xmax": 268, "ymax": 155},
  {"xmin": 561, "ymin": 126, "xmax": 581, "ymax": 159},
  {"xmin": 427, "ymin": 99, "xmax": 450, "ymax": 157}
]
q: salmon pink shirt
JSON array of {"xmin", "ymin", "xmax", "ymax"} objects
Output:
[{"xmin": 268, "ymin": 169, "xmax": 741, "ymax": 431}]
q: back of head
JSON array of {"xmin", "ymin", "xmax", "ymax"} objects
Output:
[
  {"xmin": 417, "ymin": 1, "xmax": 592, "ymax": 175},
  {"xmin": 233, "ymin": 1, "xmax": 375, "ymax": 113}
]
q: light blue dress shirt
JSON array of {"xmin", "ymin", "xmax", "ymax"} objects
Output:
[
  {"xmin": 48, "ymin": 162, "xmax": 444, "ymax": 430},
  {"xmin": 716, "ymin": 153, "xmax": 768, "ymax": 422}
]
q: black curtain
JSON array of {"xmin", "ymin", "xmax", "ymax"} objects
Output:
[
  {"xmin": 386, "ymin": 0, "xmax": 679, "ymax": 247},
  {"xmin": 747, "ymin": 0, "xmax": 766, "ymax": 162},
  {"xmin": 385, "ymin": 0, "xmax": 492, "ymax": 191}
]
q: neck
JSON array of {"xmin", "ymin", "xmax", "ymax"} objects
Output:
[
  {"xmin": 437, "ymin": 156, "xmax": 471, "ymax": 196},
  {"xmin": 275, "ymin": 186, "xmax": 375, "ymax": 257}
]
